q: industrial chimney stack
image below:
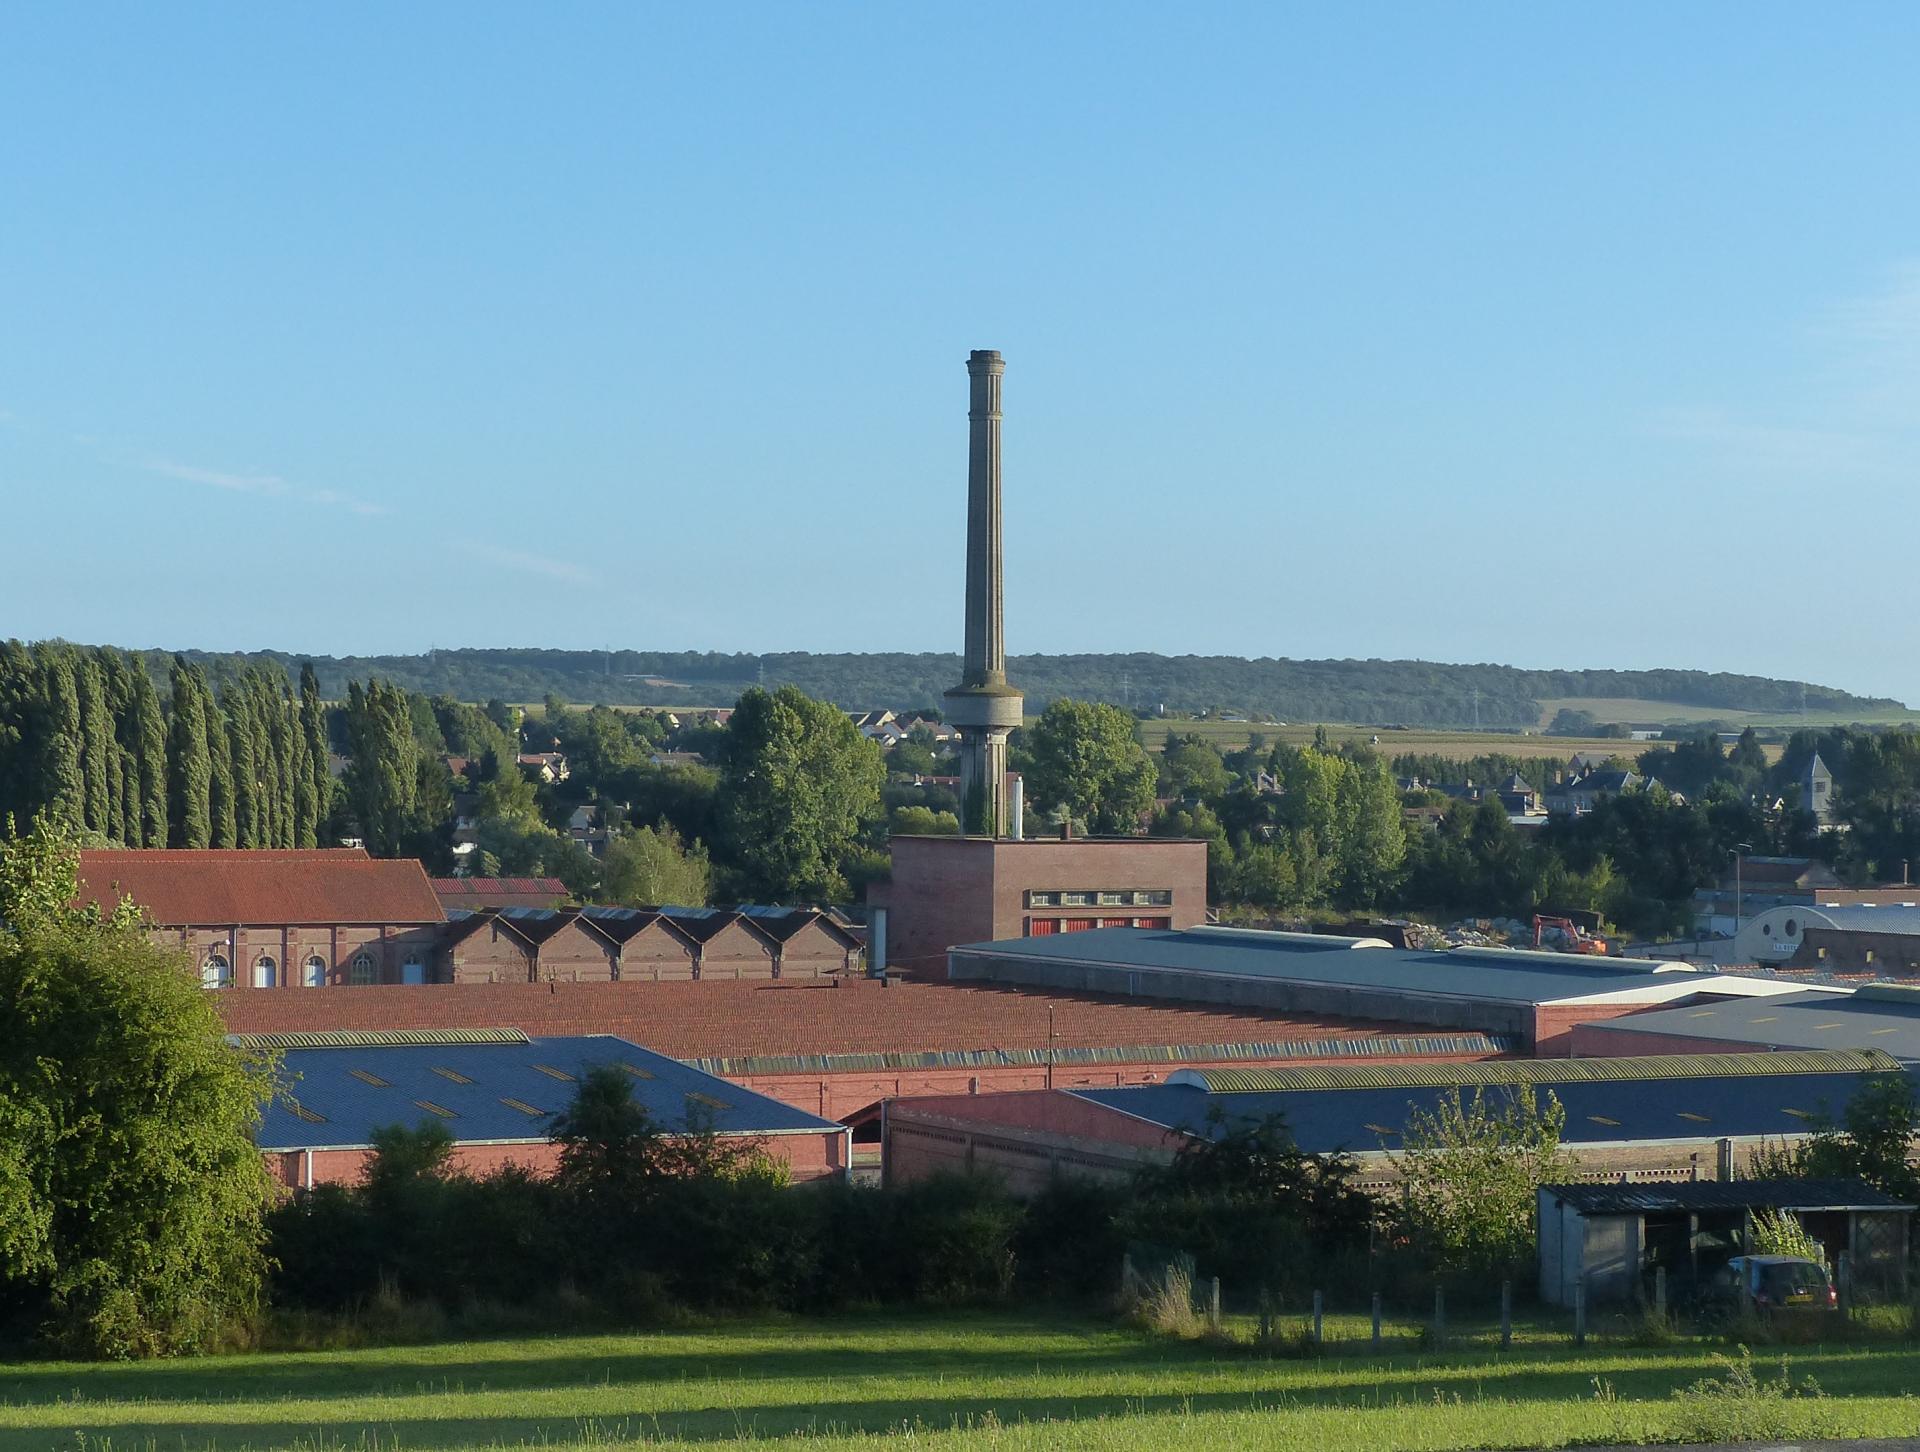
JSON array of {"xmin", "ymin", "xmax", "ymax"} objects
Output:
[{"xmin": 944, "ymin": 350, "xmax": 1024, "ymax": 836}]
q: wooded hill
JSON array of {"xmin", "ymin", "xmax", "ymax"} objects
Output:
[{"xmin": 93, "ymin": 646, "xmax": 1905, "ymax": 729}]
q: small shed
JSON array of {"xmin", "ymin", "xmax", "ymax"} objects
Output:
[{"xmin": 1538, "ymin": 1179, "xmax": 1913, "ymax": 1306}]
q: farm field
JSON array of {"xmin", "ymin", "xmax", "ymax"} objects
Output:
[
  {"xmin": 1133, "ymin": 719, "xmax": 1721, "ymax": 764},
  {"xmin": 1536, "ymin": 697, "xmax": 1919, "ymax": 731},
  {"xmin": 3, "ymin": 1311, "xmax": 1918, "ymax": 1452}
]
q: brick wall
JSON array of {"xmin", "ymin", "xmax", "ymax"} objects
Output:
[
  {"xmin": 883, "ymin": 836, "xmax": 1208, "ymax": 977},
  {"xmin": 1531, "ymin": 1002, "xmax": 1661, "ymax": 1057},
  {"xmin": 265, "ymin": 1127, "xmax": 845, "ymax": 1189}
]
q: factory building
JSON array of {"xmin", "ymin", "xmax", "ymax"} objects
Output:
[{"xmin": 947, "ymin": 925, "xmax": 1815, "ymax": 1055}]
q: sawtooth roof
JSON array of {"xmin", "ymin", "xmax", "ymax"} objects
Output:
[
  {"xmin": 77, "ymin": 849, "xmax": 445, "ymax": 926},
  {"xmin": 1583, "ymin": 986, "xmax": 1920, "ymax": 1060}
]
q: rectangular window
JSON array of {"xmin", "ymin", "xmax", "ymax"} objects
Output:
[
  {"xmin": 1062, "ymin": 918, "xmax": 1098, "ymax": 933},
  {"xmin": 1096, "ymin": 891, "xmax": 1125, "ymax": 906},
  {"xmin": 1062, "ymin": 891, "xmax": 1095, "ymax": 907},
  {"xmin": 1025, "ymin": 891, "xmax": 1060, "ymax": 908},
  {"xmin": 1135, "ymin": 916, "xmax": 1173, "ymax": 929},
  {"xmin": 1026, "ymin": 917, "xmax": 1059, "ymax": 936},
  {"xmin": 1143, "ymin": 890, "xmax": 1173, "ymax": 906},
  {"xmin": 1866, "ymin": 950, "xmax": 1876, "ymax": 963},
  {"xmin": 1097, "ymin": 916, "xmax": 1131, "ymax": 929}
]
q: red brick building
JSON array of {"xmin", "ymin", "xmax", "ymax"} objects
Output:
[
  {"xmin": 873, "ymin": 834, "xmax": 1208, "ymax": 977},
  {"xmin": 77, "ymin": 848, "xmax": 447, "ymax": 989},
  {"xmin": 438, "ymin": 906, "xmax": 861, "ymax": 984},
  {"xmin": 431, "ymin": 876, "xmax": 568, "ymax": 911}
]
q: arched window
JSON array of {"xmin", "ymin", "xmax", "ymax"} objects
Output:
[
  {"xmin": 201, "ymin": 953, "xmax": 232, "ymax": 990},
  {"xmin": 350, "ymin": 953, "xmax": 376, "ymax": 986},
  {"xmin": 304, "ymin": 954, "xmax": 327, "ymax": 988},
  {"xmin": 1784, "ymin": 918, "xmax": 1798, "ymax": 936},
  {"xmin": 401, "ymin": 956, "xmax": 425, "ymax": 986},
  {"xmin": 253, "ymin": 955, "xmax": 277, "ymax": 989}
]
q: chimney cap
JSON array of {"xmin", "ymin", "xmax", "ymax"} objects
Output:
[{"xmin": 966, "ymin": 349, "xmax": 1005, "ymax": 371}]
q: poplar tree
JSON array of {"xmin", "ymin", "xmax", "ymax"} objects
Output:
[
  {"xmin": 167, "ymin": 658, "xmax": 212, "ymax": 848},
  {"xmin": 76, "ymin": 652, "xmax": 116, "ymax": 838},
  {"xmin": 133, "ymin": 664, "xmax": 169, "ymax": 846},
  {"xmin": 38, "ymin": 648, "xmax": 84, "ymax": 832},
  {"xmin": 99, "ymin": 649, "xmax": 142, "ymax": 845},
  {"xmin": 299, "ymin": 664, "xmax": 329, "ymax": 846},
  {"xmin": 342, "ymin": 680, "xmax": 419, "ymax": 856},
  {"xmin": 226, "ymin": 682, "xmax": 259, "ymax": 847},
  {"xmin": 205, "ymin": 677, "xmax": 236, "ymax": 848},
  {"xmin": 268, "ymin": 677, "xmax": 297, "ymax": 847}
]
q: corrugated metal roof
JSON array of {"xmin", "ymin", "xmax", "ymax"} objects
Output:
[
  {"xmin": 1545, "ymin": 1178, "xmax": 1913, "ymax": 1215},
  {"xmin": 687, "ymin": 1031, "xmax": 1516, "ymax": 1078},
  {"xmin": 1069, "ymin": 1064, "xmax": 1914, "ymax": 1155},
  {"xmin": 1179, "ymin": 1049, "xmax": 1898, "ymax": 1093},
  {"xmin": 1798, "ymin": 905, "xmax": 1920, "ymax": 936},
  {"xmin": 950, "ymin": 926, "xmax": 1787, "ymax": 1006},
  {"xmin": 257, "ymin": 1034, "xmax": 840, "ymax": 1150},
  {"xmin": 232, "ymin": 1028, "xmax": 530, "ymax": 1051}
]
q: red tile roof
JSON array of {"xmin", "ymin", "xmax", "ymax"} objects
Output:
[
  {"xmin": 78, "ymin": 850, "xmax": 446, "ymax": 926},
  {"xmin": 431, "ymin": 877, "xmax": 569, "ymax": 908}
]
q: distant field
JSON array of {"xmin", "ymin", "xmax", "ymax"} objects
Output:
[
  {"xmin": 1132, "ymin": 720, "xmax": 1753, "ymax": 764},
  {"xmin": 1537, "ymin": 696, "xmax": 1919, "ymax": 730},
  {"xmin": 3, "ymin": 1311, "xmax": 1916, "ymax": 1451}
]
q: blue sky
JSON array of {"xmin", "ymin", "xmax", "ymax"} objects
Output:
[{"xmin": 3, "ymin": 6, "xmax": 1917, "ymax": 703}]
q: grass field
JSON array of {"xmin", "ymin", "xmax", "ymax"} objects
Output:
[{"xmin": 4, "ymin": 1312, "xmax": 1918, "ymax": 1452}]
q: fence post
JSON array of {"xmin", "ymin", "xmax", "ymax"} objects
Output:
[
  {"xmin": 1573, "ymin": 1282, "xmax": 1587, "ymax": 1348},
  {"xmin": 1312, "ymin": 1289, "xmax": 1324, "ymax": 1345},
  {"xmin": 1433, "ymin": 1285, "xmax": 1446, "ymax": 1348},
  {"xmin": 1837, "ymin": 1250, "xmax": 1852, "ymax": 1317},
  {"xmin": 1500, "ymin": 1280, "xmax": 1512, "ymax": 1350},
  {"xmin": 1257, "ymin": 1289, "xmax": 1274, "ymax": 1344},
  {"xmin": 1122, "ymin": 1252, "xmax": 1135, "ymax": 1301},
  {"xmin": 1209, "ymin": 1276, "xmax": 1222, "ymax": 1331},
  {"xmin": 1654, "ymin": 1266, "xmax": 1667, "ymax": 1318},
  {"xmin": 1371, "ymin": 1291, "xmax": 1382, "ymax": 1351}
]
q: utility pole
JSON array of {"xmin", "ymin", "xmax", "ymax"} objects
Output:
[
  {"xmin": 1472, "ymin": 687, "xmax": 1481, "ymax": 731},
  {"xmin": 1046, "ymin": 1003, "xmax": 1056, "ymax": 1090},
  {"xmin": 1732, "ymin": 841, "xmax": 1753, "ymax": 935}
]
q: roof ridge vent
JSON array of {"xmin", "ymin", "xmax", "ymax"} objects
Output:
[
  {"xmin": 1185, "ymin": 926, "xmax": 1393, "ymax": 950},
  {"xmin": 228, "ymin": 1028, "xmax": 531, "ymax": 1051}
]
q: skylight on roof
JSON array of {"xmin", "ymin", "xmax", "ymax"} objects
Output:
[
  {"xmin": 1782, "ymin": 1108, "xmax": 1813, "ymax": 1120},
  {"xmin": 285, "ymin": 1100, "xmax": 327, "ymax": 1124},
  {"xmin": 432, "ymin": 1066, "xmax": 475, "ymax": 1084},
  {"xmin": 687, "ymin": 1091, "xmax": 732, "ymax": 1110},
  {"xmin": 1677, "ymin": 1112, "xmax": 1711, "ymax": 1123},
  {"xmin": 531, "ymin": 1064, "xmax": 576, "ymax": 1081},
  {"xmin": 620, "ymin": 1062, "xmax": 656, "ymax": 1080},
  {"xmin": 413, "ymin": 1100, "xmax": 457, "ymax": 1119},
  {"xmin": 349, "ymin": 1069, "xmax": 391, "ymax": 1087},
  {"xmin": 500, "ymin": 1097, "xmax": 546, "ymax": 1117},
  {"xmin": 1587, "ymin": 1115, "xmax": 1621, "ymax": 1127}
]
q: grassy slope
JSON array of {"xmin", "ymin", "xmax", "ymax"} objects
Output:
[
  {"xmin": 1, "ymin": 1312, "xmax": 1915, "ymax": 1452},
  {"xmin": 1131, "ymin": 720, "xmax": 1793, "ymax": 765},
  {"xmin": 1536, "ymin": 697, "xmax": 1920, "ymax": 730}
]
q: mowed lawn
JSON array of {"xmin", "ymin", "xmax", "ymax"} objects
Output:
[{"xmin": 4, "ymin": 1312, "xmax": 1920, "ymax": 1452}]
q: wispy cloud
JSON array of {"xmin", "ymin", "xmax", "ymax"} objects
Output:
[
  {"xmin": 144, "ymin": 458, "xmax": 390, "ymax": 516},
  {"xmin": 1651, "ymin": 259, "xmax": 1920, "ymax": 480},
  {"xmin": 1648, "ymin": 406, "xmax": 1884, "ymax": 476},
  {"xmin": 460, "ymin": 539, "xmax": 599, "ymax": 586}
]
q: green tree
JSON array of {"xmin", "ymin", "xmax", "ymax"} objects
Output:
[
  {"xmin": 0, "ymin": 816, "xmax": 275, "ymax": 1355},
  {"xmin": 1024, "ymin": 699, "xmax": 1157, "ymax": 835},
  {"xmin": 1335, "ymin": 755, "xmax": 1407, "ymax": 906},
  {"xmin": 1389, "ymin": 1086, "xmax": 1573, "ymax": 1278},
  {"xmin": 600, "ymin": 824, "xmax": 711, "ymax": 907},
  {"xmin": 166, "ymin": 657, "xmax": 212, "ymax": 848},
  {"xmin": 131, "ymin": 663, "xmax": 169, "ymax": 847},
  {"xmin": 298, "ymin": 663, "xmax": 330, "ymax": 847},
  {"xmin": 75, "ymin": 652, "xmax": 116, "ymax": 838},
  {"xmin": 37, "ymin": 649, "xmax": 84, "ymax": 832},
  {"xmin": 1752, "ymin": 1073, "xmax": 1920, "ymax": 1204},
  {"xmin": 341, "ymin": 680, "xmax": 419, "ymax": 856},
  {"xmin": 714, "ymin": 686, "xmax": 885, "ymax": 901},
  {"xmin": 1160, "ymin": 733, "xmax": 1230, "ymax": 801},
  {"xmin": 889, "ymin": 804, "xmax": 959, "ymax": 837},
  {"xmin": 205, "ymin": 680, "xmax": 237, "ymax": 848}
]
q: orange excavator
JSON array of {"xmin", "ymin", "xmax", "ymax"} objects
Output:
[{"xmin": 1533, "ymin": 914, "xmax": 1608, "ymax": 955}]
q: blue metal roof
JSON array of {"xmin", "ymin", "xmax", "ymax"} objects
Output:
[
  {"xmin": 1800, "ymin": 905, "xmax": 1920, "ymax": 936},
  {"xmin": 952, "ymin": 926, "xmax": 1729, "ymax": 1006},
  {"xmin": 1068, "ymin": 1065, "xmax": 1911, "ymax": 1155},
  {"xmin": 259, "ymin": 1034, "xmax": 840, "ymax": 1151}
]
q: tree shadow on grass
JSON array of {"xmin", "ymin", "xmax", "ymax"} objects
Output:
[{"xmin": 5, "ymin": 1348, "xmax": 1916, "ymax": 1452}]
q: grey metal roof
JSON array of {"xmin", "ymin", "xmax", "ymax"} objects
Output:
[
  {"xmin": 1544, "ymin": 1178, "xmax": 1912, "ymax": 1215},
  {"xmin": 951, "ymin": 925, "xmax": 1737, "ymax": 1006},
  {"xmin": 1581, "ymin": 989, "xmax": 1920, "ymax": 1061}
]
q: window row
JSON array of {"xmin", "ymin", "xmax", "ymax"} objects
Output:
[
  {"xmin": 198, "ymin": 952, "xmax": 429, "ymax": 989},
  {"xmin": 1025, "ymin": 889, "xmax": 1173, "ymax": 909},
  {"xmin": 1026, "ymin": 915, "xmax": 1173, "ymax": 936}
]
